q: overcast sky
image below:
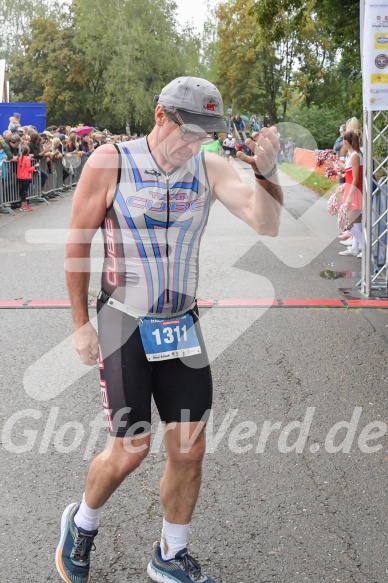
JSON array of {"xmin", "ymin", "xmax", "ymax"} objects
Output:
[{"xmin": 174, "ymin": 0, "xmax": 221, "ymax": 33}]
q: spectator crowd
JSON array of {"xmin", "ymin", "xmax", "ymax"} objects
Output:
[
  {"xmin": 0, "ymin": 113, "xmax": 143, "ymax": 211},
  {"xmin": 2, "ymin": 112, "xmax": 345, "ymax": 226},
  {"xmin": 1, "ymin": 109, "xmax": 269, "ymax": 211}
]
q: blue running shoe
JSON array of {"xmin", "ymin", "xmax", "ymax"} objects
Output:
[
  {"xmin": 147, "ymin": 542, "xmax": 218, "ymax": 583},
  {"xmin": 55, "ymin": 503, "xmax": 98, "ymax": 583}
]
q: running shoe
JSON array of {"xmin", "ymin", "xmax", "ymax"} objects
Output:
[
  {"xmin": 147, "ymin": 542, "xmax": 218, "ymax": 583},
  {"xmin": 26, "ymin": 205, "xmax": 33, "ymax": 211},
  {"xmin": 339, "ymin": 249, "xmax": 359, "ymax": 256},
  {"xmin": 340, "ymin": 238, "xmax": 353, "ymax": 246},
  {"xmin": 19, "ymin": 207, "xmax": 28, "ymax": 212},
  {"xmin": 56, "ymin": 503, "xmax": 98, "ymax": 583}
]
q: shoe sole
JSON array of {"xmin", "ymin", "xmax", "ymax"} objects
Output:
[
  {"xmin": 147, "ymin": 562, "xmax": 178, "ymax": 583},
  {"xmin": 55, "ymin": 503, "xmax": 89, "ymax": 583}
]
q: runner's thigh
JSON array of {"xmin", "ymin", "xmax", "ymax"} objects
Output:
[
  {"xmin": 97, "ymin": 300, "xmax": 153, "ymax": 437},
  {"xmin": 152, "ymin": 312, "xmax": 213, "ymax": 424}
]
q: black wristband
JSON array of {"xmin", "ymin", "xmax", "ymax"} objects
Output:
[{"xmin": 254, "ymin": 165, "xmax": 277, "ymax": 180}]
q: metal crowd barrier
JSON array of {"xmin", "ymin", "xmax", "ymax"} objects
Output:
[
  {"xmin": 0, "ymin": 153, "xmax": 87, "ymax": 216},
  {"xmin": 372, "ymin": 183, "xmax": 388, "ymax": 271}
]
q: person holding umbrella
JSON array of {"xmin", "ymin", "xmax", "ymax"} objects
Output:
[
  {"xmin": 75, "ymin": 127, "xmax": 95, "ymax": 157},
  {"xmin": 75, "ymin": 126, "xmax": 94, "ymax": 137}
]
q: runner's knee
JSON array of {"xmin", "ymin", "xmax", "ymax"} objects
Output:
[
  {"xmin": 104, "ymin": 436, "xmax": 150, "ymax": 477},
  {"xmin": 125, "ymin": 448, "xmax": 149, "ymax": 473},
  {"xmin": 117, "ymin": 447, "xmax": 149, "ymax": 478},
  {"xmin": 169, "ymin": 433, "xmax": 206, "ymax": 464}
]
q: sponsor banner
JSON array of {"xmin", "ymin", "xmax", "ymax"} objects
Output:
[{"xmin": 363, "ymin": 1, "xmax": 388, "ymax": 110}]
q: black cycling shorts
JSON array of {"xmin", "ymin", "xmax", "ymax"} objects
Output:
[{"xmin": 97, "ymin": 300, "xmax": 213, "ymax": 437}]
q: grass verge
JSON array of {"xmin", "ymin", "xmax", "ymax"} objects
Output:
[{"xmin": 279, "ymin": 163, "xmax": 337, "ymax": 196}]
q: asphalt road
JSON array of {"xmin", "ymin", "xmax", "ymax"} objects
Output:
[{"xmin": 0, "ymin": 160, "xmax": 387, "ymax": 583}]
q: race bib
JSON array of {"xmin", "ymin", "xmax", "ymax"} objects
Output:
[{"xmin": 139, "ymin": 312, "xmax": 201, "ymax": 362}]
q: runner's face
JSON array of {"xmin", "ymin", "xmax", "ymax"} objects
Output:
[{"xmin": 160, "ymin": 117, "xmax": 204, "ymax": 166}]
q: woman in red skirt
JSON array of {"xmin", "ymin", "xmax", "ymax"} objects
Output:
[{"xmin": 338, "ymin": 130, "xmax": 363, "ymax": 257}]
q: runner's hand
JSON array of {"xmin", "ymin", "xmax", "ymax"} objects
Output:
[
  {"xmin": 236, "ymin": 127, "xmax": 279, "ymax": 178},
  {"xmin": 73, "ymin": 321, "xmax": 99, "ymax": 365}
]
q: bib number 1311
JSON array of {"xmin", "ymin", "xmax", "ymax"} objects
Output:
[
  {"xmin": 139, "ymin": 312, "xmax": 201, "ymax": 361},
  {"xmin": 152, "ymin": 324, "xmax": 188, "ymax": 345}
]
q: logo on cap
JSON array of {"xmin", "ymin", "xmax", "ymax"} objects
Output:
[{"xmin": 203, "ymin": 98, "xmax": 219, "ymax": 113}]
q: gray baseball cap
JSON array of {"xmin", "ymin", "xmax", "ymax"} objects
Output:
[{"xmin": 157, "ymin": 77, "xmax": 228, "ymax": 133}]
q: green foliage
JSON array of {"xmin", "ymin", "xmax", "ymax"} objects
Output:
[
  {"xmin": 7, "ymin": 0, "xmax": 205, "ymax": 131},
  {"xmin": 251, "ymin": 0, "xmax": 345, "ymax": 110},
  {"xmin": 213, "ymin": 0, "xmax": 362, "ymax": 125},
  {"xmin": 216, "ymin": 0, "xmax": 283, "ymax": 122},
  {"xmin": 6, "ymin": 0, "xmax": 363, "ymax": 134},
  {"xmin": 71, "ymin": 0, "xmax": 191, "ymax": 131},
  {"xmin": 0, "ymin": 0, "xmax": 67, "ymax": 60},
  {"xmin": 284, "ymin": 103, "xmax": 349, "ymax": 150},
  {"xmin": 200, "ymin": 10, "xmax": 219, "ymax": 84},
  {"xmin": 9, "ymin": 17, "xmax": 102, "ymax": 125},
  {"xmin": 313, "ymin": 0, "xmax": 360, "ymax": 51},
  {"xmin": 252, "ymin": 0, "xmax": 359, "ymax": 53}
]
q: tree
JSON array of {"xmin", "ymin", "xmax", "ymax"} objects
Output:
[
  {"xmin": 8, "ymin": 0, "xmax": 204, "ymax": 131},
  {"xmin": 250, "ymin": 0, "xmax": 361, "ymax": 113},
  {"xmin": 71, "ymin": 0, "xmax": 201, "ymax": 131},
  {"xmin": 200, "ymin": 6, "xmax": 220, "ymax": 84},
  {"xmin": 0, "ymin": 0, "xmax": 67, "ymax": 61},
  {"xmin": 9, "ymin": 17, "xmax": 103, "ymax": 126},
  {"xmin": 216, "ymin": 0, "xmax": 283, "ymax": 122},
  {"xmin": 251, "ymin": 0, "xmax": 359, "ymax": 51},
  {"xmin": 285, "ymin": 102, "xmax": 349, "ymax": 149}
]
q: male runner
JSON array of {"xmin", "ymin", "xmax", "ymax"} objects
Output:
[
  {"xmin": 57, "ymin": 76, "xmax": 283, "ymax": 583},
  {"xmin": 222, "ymin": 133, "xmax": 236, "ymax": 160}
]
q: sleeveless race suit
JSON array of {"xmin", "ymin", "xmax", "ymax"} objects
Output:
[
  {"xmin": 101, "ymin": 137, "xmax": 211, "ymax": 315},
  {"xmin": 97, "ymin": 137, "xmax": 213, "ymax": 436}
]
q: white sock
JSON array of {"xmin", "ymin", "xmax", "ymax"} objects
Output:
[
  {"xmin": 350, "ymin": 224, "xmax": 362, "ymax": 248},
  {"xmin": 160, "ymin": 519, "xmax": 190, "ymax": 560},
  {"xmin": 74, "ymin": 493, "xmax": 102, "ymax": 532}
]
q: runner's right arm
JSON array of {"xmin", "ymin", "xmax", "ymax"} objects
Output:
[{"xmin": 65, "ymin": 144, "xmax": 118, "ymax": 364}]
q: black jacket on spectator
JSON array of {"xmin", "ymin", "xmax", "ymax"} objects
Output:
[
  {"xmin": 2, "ymin": 140, "xmax": 14, "ymax": 160},
  {"xmin": 29, "ymin": 141, "xmax": 43, "ymax": 159}
]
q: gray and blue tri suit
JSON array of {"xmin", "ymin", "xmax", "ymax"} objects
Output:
[
  {"xmin": 98, "ymin": 137, "xmax": 213, "ymax": 436},
  {"xmin": 101, "ymin": 137, "xmax": 211, "ymax": 316}
]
